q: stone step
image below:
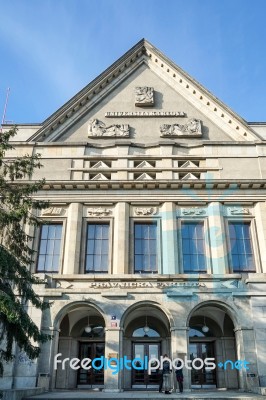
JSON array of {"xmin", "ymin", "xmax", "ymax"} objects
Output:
[{"xmin": 22, "ymin": 390, "xmax": 266, "ymax": 400}]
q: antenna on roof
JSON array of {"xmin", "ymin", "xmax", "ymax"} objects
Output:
[{"xmin": 0, "ymin": 87, "xmax": 10, "ymax": 132}]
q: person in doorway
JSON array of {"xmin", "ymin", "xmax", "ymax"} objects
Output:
[
  {"xmin": 159, "ymin": 354, "xmax": 172, "ymax": 394},
  {"xmin": 175, "ymin": 361, "xmax": 184, "ymax": 393}
]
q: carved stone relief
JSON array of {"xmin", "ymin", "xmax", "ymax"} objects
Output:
[
  {"xmin": 87, "ymin": 207, "xmax": 112, "ymax": 217},
  {"xmin": 181, "ymin": 207, "xmax": 206, "ymax": 216},
  {"xmin": 134, "ymin": 207, "xmax": 157, "ymax": 216},
  {"xmin": 42, "ymin": 207, "xmax": 65, "ymax": 216},
  {"xmin": 88, "ymin": 119, "xmax": 129, "ymax": 137},
  {"xmin": 228, "ymin": 207, "xmax": 251, "ymax": 215},
  {"xmin": 160, "ymin": 118, "xmax": 202, "ymax": 137},
  {"xmin": 135, "ymin": 87, "xmax": 154, "ymax": 106}
]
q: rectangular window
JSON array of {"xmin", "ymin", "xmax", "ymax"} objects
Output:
[
  {"xmin": 228, "ymin": 222, "xmax": 255, "ymax": 272},
  {"xmin": 134, "ymin": 223, "xmax": 157, "ymax": 273},
  {"xmin": 85, "ymin": 224, "xmax": 109, "ymax": 273},
  {"xmin": 181, "ymin": 222, "xmax": 206, "ymax": 273},
  {"xmin": 37, "ymin": 224, "xmax": 62, "ymax": 273}
]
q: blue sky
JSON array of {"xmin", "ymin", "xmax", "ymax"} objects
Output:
[{"xmin": 0, "ymin": 0, "xmax": 266, "ymax": 123}]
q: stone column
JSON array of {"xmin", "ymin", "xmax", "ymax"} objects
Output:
[
  {"xmin": 103, "ymin": 326, "xmax": 122, "ymax": 392},
  {"xmin": 112, "ymin": 203, "xmax": 129, "ymax": 274},
  {"xmin": 63, "ymin": 203, "xmax": 83, "ymax": 274},
  {"xmin": 234, "ymin": 327, "xmax": 259, "ymax": 391},
  {"xmin": 171, "ymin": 327, "xmax": 190, "ymax": 392},
  {"xmin": 254, "ymin": 202, "xmax": 266, "ymax": 272},
  {"xmin": 207, "ymin": 202, "xmax": 228, "ymax": 274},
  {"xmin": 161, "ymin": 202, "xmax": 178, "ymax": 274}
]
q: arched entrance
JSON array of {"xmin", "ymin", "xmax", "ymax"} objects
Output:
[
  {"xmin": 188, "ymin": 303, "xmax": 239, "ymax": 389},
  {"xmin": 122, "ymin": 303, "xmax": 171, "ymax": 390},
  {"xmin": 55, "ymin": 304, "xmax": 105, "ymax": 389}
]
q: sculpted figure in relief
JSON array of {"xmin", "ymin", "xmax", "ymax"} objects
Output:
[
  {"xmin": 135, "ymin": 87, "xmax": 154, "ymax": 106},
  {"xmin": 160, "ymin": 118, "xmax": 201, "ymax": 136},
  {"xmin": 88, "ymin": 119, "xmax": 129, "ymax": 137}
]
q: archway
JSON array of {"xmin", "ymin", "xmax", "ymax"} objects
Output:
[
  {"xmin": 188, "ymin": 302, "xmax": 239, "ymax": 389},
  {"xmin": 121, "ymin": 302, "xmax": 171, "ymax": 390},
  {"xmin": 54, "ymin": 303, "xmax": 105, "ymax": 389}
]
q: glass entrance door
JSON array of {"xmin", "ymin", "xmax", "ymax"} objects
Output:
[
  {"xmin": 189, "ymin": 342, "xmax": 216, "ymax": 388},
  {"xmin": 77, "ymin": 342, "xmax": 105, "ymax": 387},
  {"xmin": 132, "ymin": 342, "xmax": 160, "ymax": 389}
]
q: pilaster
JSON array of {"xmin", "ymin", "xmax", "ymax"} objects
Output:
[
  {"xmin": 207, "ymin": 202, "xmax": 228, "ymax": 274},
  {"xmin": 161, "ymin": 202, "xmax": 178, "ymax": 274},
  {"xmin": 63, "ymin": 203, "xmax": 83, "ymax": 274},
  {"xmin": 112, "ymin": 203, "xmax": 129, "ymax": 274}
]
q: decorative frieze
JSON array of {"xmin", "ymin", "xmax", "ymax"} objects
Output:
[
  {"xmin": 134, "ymin": 207, "xmax": 157, "ymax": 216},
  {"xmin": 87, "ymin": 207, "xmax": 112, "ymax": 218},
  {"xmin": 160, "ymin": 118, "xmax": 202, "ymax": 137},
  {"xmin": 180, "ymin": 207, "xmax": 206, "ymax": 216},
  {"xmin": 135, "ymin": 86, "xmax": 154, "ymax": 106},
  {"xmin": 42, "ymin": 207, "xmax": 65, "ymax": 216},
  {"xmin": 88, "ymin": 118, "xmax": 129, "ymax": 137}
]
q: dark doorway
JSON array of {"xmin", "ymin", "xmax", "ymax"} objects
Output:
[
  {"xmin": 77, "ymin": 342, "xmax": 105, "ymax": 387},
  {"xmin": 132, "ymin": 342, "xmax": 161, "ymax": 389},
  {"xmin": 189, "ymin": 342, "xmax": 216, "ymax": 388}
]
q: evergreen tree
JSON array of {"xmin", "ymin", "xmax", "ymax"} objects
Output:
[{"xmin": 0, "ymin": 127, "xmax": 51, "ymax": 377}]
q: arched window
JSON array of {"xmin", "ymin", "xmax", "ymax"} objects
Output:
[
  {"xmin": 132, "ymin": 327, "xmax": 160, "ymax": 337},
  {"xmin": 81, "ymin": 325, "xmax": 105, "ymax": 338},
  {"xmin": 189, "ymin": 326, "xmax": 213, "ymax": 337}
]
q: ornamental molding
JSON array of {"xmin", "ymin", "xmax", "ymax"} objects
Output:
[
  {"xmin": 88, "ymin": 119, "xmax": 129, "ymax": 137},
  {"xmin": 160, "ymin": 118, "xmax": 202, "ymax": 137},
  {"xmin": 181, "ymin": 207, "xmax": 206, "ymax": 216},
  {"xmin": 42, "ymin": 207, "xmax": 65, "ymax": 216},
  {"xmin": 134, "ymin": 207, "xmax": 157, "ymax": 216},
  {"xmin": 135, "ymin": 86, "xmax": 154, "ymax": 106},
  {"xmin": 227, "ymin": 207, "xmax": 251, "ymax": 215},
  {"xmin": 87, "ymin": 207, "xmax": 112, "ymax": 218}
]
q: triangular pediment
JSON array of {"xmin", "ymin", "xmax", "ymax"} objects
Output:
[
  {"xmin": 90, "ymin": 173, "xmax": 108, "ymax": 181},
  {"xmin": 180, "ymin": 161, "xmax": 199, "ymax": 169},
  {"xmin": 181, "ymin": 173, "xmax": 198, "ymax": 180},
  {"xmin": 91, "ymin": 161, "xmax": 110, "ymax": 169},
  {"xmin": 136, "ymin": 161, "xmax": 154, "ymax": 168},
  {"xmin": 27, "ymin": 39, "xmax": 261, "ymax": 144},
  {"xmin": 136, "ymin": 173, "xmax": 153, "ymax": 181}
]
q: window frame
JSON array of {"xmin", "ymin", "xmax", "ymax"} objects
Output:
[
  {"xmin": 177, "ymin": 217, "xmax": 211, "ymax": 274},
  {"xmin": 81, "ymin": 218, "xmax": 113, "ymax": 274},
  {"xmin": 225, "ymin": 216, "xmax": 260, "ymax": 273},
  {"xmin": 130, "ymin": 218, "xmax": 162, "ymax": 274},
  {"xmin": 35, "ymin": 219, "xmax": 65, "ymax": 274}
]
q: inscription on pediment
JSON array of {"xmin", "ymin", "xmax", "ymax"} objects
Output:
[
  {"xmin": 135, "ymin": 86, "xmax": 154, "ymax": 106},
  {"xmin": 160, "ymin": 119, "xmax": 202, "ymax": 137},
  {"xmin": 88, "ymin": 119, "xmax": 129, "ymax": 137}
]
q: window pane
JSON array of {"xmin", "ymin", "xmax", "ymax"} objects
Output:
[
  {"xmin": 85, "ymin": 224, "xmax": 109, "ymax": 273},
  {"xmin": 228, "ymin": 222, "xmax": 255, "ymax": 272},
  {"xmin": 181, "ymin": 222, "xmax": 206, "ymax": 273},
  {"xmin": 37, "ymin": 224, "xmax": 62, "ymax": 273},
  {"xmin": 134, "ymin": 223, "xmax": 157, "ymax": 273}
]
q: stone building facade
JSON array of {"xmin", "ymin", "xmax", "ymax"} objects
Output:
[{"xmin": 1, "ymin": 39, "xmax": 266, "ymax": 394}]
